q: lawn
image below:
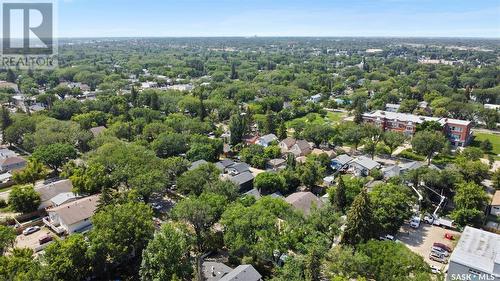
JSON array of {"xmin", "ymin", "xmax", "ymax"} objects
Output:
[
  {"xmin": 472, "ymin": 132, "xmax": 500, "ymax": 158},
  {"xmin": 286, "ymin": 111, "xmax": 347, "ymax": 129}
]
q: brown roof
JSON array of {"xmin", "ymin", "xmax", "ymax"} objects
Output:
[
  {"xmin": 36, "ymin": 179, "xmax": 73, "ymax": 202},
  {"xmin": 49, "ymin": 195, "xmax": 99, "ymax": 225},
  {"xmin": 280, "ymin": 137, "xmax": 296, "ymax": 149},
  {"xmin": 89, "ymin": 126, "xmax": 106, "ymax": 137},
  {"xmin": 285, "ymin": 192, "xmax": 324, "ymax": 216},
  {"xmin": 492, "ymin": 191, "xmax": 500, "ymax": 206},
  {"xmin": 0, "ymin": 156, "xmax": 26, "ymax": 166}
]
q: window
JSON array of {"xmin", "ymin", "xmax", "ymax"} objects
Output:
[{"xmin": 450, "ymin": 126, "xmax": 463, "ymax": 132}]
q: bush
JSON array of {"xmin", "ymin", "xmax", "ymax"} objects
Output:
[
  {"xmin": 369, "ymin": 169, "xmax": 383, "ymax": 180},
  {"xmin": 397, "ymin": 149, "xmax": 425, "ymax": 161},
  {"xmin": 8, "ymin": 185, "xmax": 40, "ymax": 213},
  {"xmin": 0, "ymin": 199, "xmax": 7, "ymax": 208}
]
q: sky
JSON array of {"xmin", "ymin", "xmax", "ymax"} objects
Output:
[{"xmin": 56, "ymin": 0, "xmax": 500, "ymax": 38}]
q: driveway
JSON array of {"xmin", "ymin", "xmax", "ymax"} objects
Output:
[
  {"xmin": 396, "ymin": 223, "xmax": 461, "ymax": 270},
  {"xmin": 14, "ymin": 227, "xmax": 54, "ymax": 252}
]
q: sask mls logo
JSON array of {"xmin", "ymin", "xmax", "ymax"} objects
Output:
[{"xmin": 0, "ymin": 0, "xmax": 56, "ymax": 68}]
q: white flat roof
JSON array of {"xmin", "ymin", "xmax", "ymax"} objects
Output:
[
  {"xmin": 450, "ymin": 226, "xmax": 500, "ymax": 275},
  {"xmin": 363, "ymin": 110, "xmax": 471, "ymax": 126}
]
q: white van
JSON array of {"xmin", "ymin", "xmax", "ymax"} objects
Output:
[{"xmin": 410, "ymin": 217, "xmax": 421, "ymax": 228}]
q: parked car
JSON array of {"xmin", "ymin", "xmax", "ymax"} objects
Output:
[
  {"xmin": 430, "ymin": 265, "xmax": 441, "ymax": 274},
  {"xmin": 433, "ymin": 242, "xmax": 452, "ymax": 253},
  {"xmin": 38, "ymin": 235, "xmax": 53, "ymax": 245},
  {"xmin": 22, "ymin": 226, "xmax": 40, "ymax": 235},
  {"xmin": 429, "ymin": 253, "xmax": 447, "ymax": 264},
  {"xmin": 410, "ymin": 217, "xmax": 421, "ymax": 228},
  {"xmin": 432, "ymin": 246, "xmax": 449, "ymax": 257},
  {"xmin": 423, "ymin": 214, "xmax": 434, "ymax": 224},
  {"xmin": 379, "ymin": 234, "xmax": 395, "ymax": 241}
]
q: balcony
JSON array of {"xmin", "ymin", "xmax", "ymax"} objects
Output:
[{"xmin": 42, "ymin": 216, "xmax": 65, "ymax": 235}]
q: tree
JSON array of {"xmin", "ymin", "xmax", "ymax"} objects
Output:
[
  {"xmin": 451, "ymin": 182, "xmax": 489, "ymax": 227},
  {"xmin": 140, "ymin": 224, "xmax": 193, "ymax": 281},
  {"xmin": 88, "ymin": 202, "xmax": 154, "ymax": 276},
  {"xmin": 230, "ymin": 62, "xmax": 239, "ymax": 80},
  {"xmin": 341, "ymin": 190, "xmax": 374, "ymax": 245},
  {"xmin": 411, "ymin": 131, "xmax": 446, "ymax": 165},
  {"xmin": 129, "ymin": 170, "xmax": 168, "ymax": 202},
  {"xmin": 0, "ymin": 106, "xmax": 12, "ymax": 141},
  {"xmin": 493, "ymin": 169, "xmax": 500, "ymax": 190},
  {"xmin": 176, "ymin": 163, "xmax": 220, "ymax": 196},
  {"xmin": 461, "ymin": 147, "xmax": 483, "ymax": 161},
  {"xmin": 32, "ymin": 143, "xmax": 78, "ymax": 171},
  {"xmin": 172, "ymin": 192, "xmax": 226, "ymax": 252},
  {"xmin": 454, "ymin": 157, "xmax": 490, "ymax": 185},
  {"xmin": 8, "ymin": 185, "xmax": 40, "ymax": 213},
  {"xmin": 186, "ymin": 143, "xmax": 218, "ymax": 162},
  {"xmin": 229, "ymin": 113, "xmax": 247, "ymax": 145},
  {"xmin": 43, "ymin": 234, "xmax": 91, "ymax": 281},
  {"xmin": 254, "ymin": 172, "xmax": 286, "ymax": 195},
  {"xmin": 151, "ymin": 132, "xmax": 188, "ymax": 158},
  {"xmin": 0, "ymin": 225, "xmax": 16, "ymax": 254},
  {"xmin": 302, "ymin": 124, "xmax": 334, "ymax": 147},
  {"xmin": 342, "ymin": 124, "xmax": 365, "ymax": 150},
  {"xmin": 383, "ymin": 131, "xmax": 406, "ymax": 155},
  {"xmin": 299, "ymin": 159, "xmax": 325, "ymax": 188},
  {"xmin": 481, "ymin": 139, "xmax": 493, "ymax": 153},
  {"xmin": 12, "ymin": 159, "xmax": 48, "ymax": 185},
  {"xmin": 67, "ymin": 162, "xmax": 114, "ymax": 195},
  {"xmin": 331, "ymin": 177, "xmax": 347, "ymax": 213},
  {"xmin": 370, "ymin": 183, "xmax": 413, "ymax": 236}
]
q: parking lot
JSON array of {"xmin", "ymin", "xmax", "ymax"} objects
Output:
[
  {"xmin": 15, "ymin": 226, "xmax": 55, "ymax": 252},
  {"xmin": 396, "ymin": 223, "xmax": 461, "ymax": 270}
]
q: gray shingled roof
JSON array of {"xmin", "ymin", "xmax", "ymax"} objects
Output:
[
  {"xmin": 219, "ymin": 265, "xmax": 262, "ymax": 281},
  {"xmin": 229, "ymin": 171, "xmax": 254, "ymax": 186}
]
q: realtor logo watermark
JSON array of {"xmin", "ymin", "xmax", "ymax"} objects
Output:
[{"xmin": 0, "ymin": 0, "xmax": 57, "ymax": 69}]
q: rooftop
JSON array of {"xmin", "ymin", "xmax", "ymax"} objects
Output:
[
  {"xmin": 492, "ymin": 191, "xmax": 500, "ymax": 206},
  {"xmin": 285, "ymin": 192, "xmax": 324, "ymax": 216},
  {"xmin": 450, "ymin": 226, "xmax": 500, "ymax": 276},
  {"xmin": 219, "ymin": 265, "xmax": 262, "ymax": 281},
  {"xmin": 35, "ymin": 179, "xmax": 73, "ymax": 202},
  {"xmin": 363, "ymin": 110, "xmax": 471, "ymax": 126},
  {"xmin": 351, "ymin": 156, "xmax": 380, "ymax": 170},
  {"xmin": 49, "ymin": 195, "xmax": 99, "ymax": 225}
]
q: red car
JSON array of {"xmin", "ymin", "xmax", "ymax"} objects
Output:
[
  {"xmin": 433, "ymin": 242, "xmax": 452, "ymax": 253},
  {"xmin": 444, "ymin": 233, "xmax": 455, "ymax": 240},
  {"xmin": 38, "ymin": 235, "xmax": 53, "ymax": 245}
]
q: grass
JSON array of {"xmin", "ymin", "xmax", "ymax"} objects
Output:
[
  {"xmin": 286, "ymin": 111, "xmax": 347, "ymax": 129},
  {"xmin": 471, "ymin": 132, "xmax": 500, "ymax": 160}
]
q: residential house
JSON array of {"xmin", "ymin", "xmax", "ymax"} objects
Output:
[
  {"xmin": 0, "ymin": 156, "xmax": 26, "ymax": 172},
  {"xmin": 362, "ymin": 110, "xmax": 473, "ymax": 147},
  {"xmin": 189, "ymin": 159, "xmax": 208, "ymax": 171},
  {"xmin": 279, "ymin": 137, "xmax": 297, "ymax": 154},
  {"xmin": 311, "ymin": 148, "xmax": 336, "ymax": 159},
  {"xmin": 0, "ymin": 81, "xmax": 19, "ymax": 92},
  {"xmin": 50, "ymin": 192, "xmax": 79, "ymax": 207},
  {"xmin": 323, "ymin": 176, "xmax": 335, "ymax": 186},
  {"xmin": 307, "ymin": 94, "xmax": 322, "ymax": 103},
  {"xmin": 35, "ymin": 179, "xmax": 73, "ymax": 209},
  {"xmin": 331, "ymin": 154, "xmax": 354, "ymax": 171},
  {"xmin": 382, "ymin": 161, "xmax": 440, "ymax": 179},
  {"xmin": 491, "ymin": 191, "xmax": 500, "ymax": 216},
  {"xmin": 243, "ymin": 135, "xmax": 259, "ymax": 146},
  {"xmin": 0, "ymin": 148, "xmax": 16, "ymax": 159},
  {"xmin": 202, "ymin": 262, "xmax": 262, "ymax": 281},
  {"xmin": 285, "ymin": 192, "xmax": 324, "ymax": 216},
  {"xmin": 266, "ymin": 158, "xmax": 286, "ymax": 171},
  {"xmin": 349, "ymin": 156, "xmax": 380, "ymax": 177},
  {"xmin": 228, "ymin": 171, "xmax": 254, "ymax": 192},
  {"xmin": 447, "ymin": 226, "xmax": 500, "ymax": 280},
  {"xmin": 44, "ymin": 195, "xmax": 99, "ymax": 235},
  {"xmin": 216, "ymin": 159, "xmax": 235, "ymax": 171},
  {"xmin": 243, "ymin": 188, "xmax": 262, "ymax": 200},
  {"xmin": 89, "ymin": 126, "xmax": 106, "ymax": 137},
  {"xmin": 227, "ymin": 163, "xmax": 251, "ymax": 176},
  {"xmin": 256, "ymin": 134, "xmax": 278, "ymax": 147},
  {"xmin": 289, "ymin": 140, "xmax": 312, "ymax": 157}
]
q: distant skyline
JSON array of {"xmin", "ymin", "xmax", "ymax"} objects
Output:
[{"xmin": 57, "ymin": 0, "xmax": 500, "ymax": 38}]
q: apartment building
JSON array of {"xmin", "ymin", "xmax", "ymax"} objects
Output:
[{"xmin": 362, "ymin": 110, "xmax": 473, "ymax": 147}]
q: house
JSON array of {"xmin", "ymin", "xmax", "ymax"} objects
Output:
[
  {"xmin": 385, "ymin": 103, "xmax": 400, "ymax": 112},
  {"xmin": 289, "ymin": 140, "xmax": 312, "ymax": 157},
  {"xmin": 381, "ymin": 165, "xmax": 401, "ymax": 179},
  {"xmin": 279, "ymin": 137, "xmax": 297, "ymax": 154},
  {"xmin": 307, "ymin": 94, "xmax": 322, "ymax": 103},
  {"xmin": 35, "ymin": 179, "xmax": 74, "ymax": 209},
  {"xmin": 0, "ymin": 148, "xmax": 16, "ymax": 159},
  {"xmin": 0, "ymin": 156, "xmax": 26, "ymax": 172},
  {"xmin": 285, "ymin": 192, "xmax": 324, "ymax": 216},
  {"xmin": 189, "ymin": 159, "xmax": 208, "ymax": 171},
  {"xmin": 0, "ymin": 172, "xmax": 13, "ymax": 187},
  {"xmin": 491, "ymin": 191, "xmax": 500, "ymax": 216},
  {"xmin": 331, "ymin": 154, "xmax": 354, "ymax": 171},
  {"xmin": 243, "ymin": 188, "xmax": 262, "ymax": 199},
  {"xmin": 228, "ymin": 171, "xmax": 254, "ymax": 192},
  {"xmin": 202, "ymin": 262, "xmax": 262, "ymax": 281},
  {"xmin": 362, "ymin": 110, "xmax": 473, "ymax": 147},
  {"xmin": 323, "ymin": 176, "xmax": 335, "ymax": 186},
  {"xmin": 266, "ymin": 158, "xmax": 286, "ymax": 171},
  {"xmin": 243, "ymin": 135, "xmax": 259, "ymax": 145},
  {"xmin": 44, "ymin": 195, "xmax": 99, "ymax": 234},
  {"xmin": 349, "ymin": 156, "xmax": 380, "ymax": 177},
  {"xmin": 447, "ymin": 226, "xmax": 500, "ymax": 281},
  {"xmin": 256, "ymin": 134, "xmax": 278, "ymax": 147},
  {"xmin": 311, "ymin": 148, "xmax": 336, "ymax": 159},
  {"xmin": 50, "ymin": 192, "xmax": 79, "ymax": 207},
  {"xmin": 89, "ymin": 126, "xmax": 106, "ymax": 137},
  {"xmin": 227, "ymin": 163, "xmax": 251, "ymax": 176},
  {"xmin": 216, "ymin": 159, "xmax": 235, "ymax": 171}
]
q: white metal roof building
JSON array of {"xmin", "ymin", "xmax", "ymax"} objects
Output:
[{"xmin": 447, "ymin": 227, "xmax": 500, "ymax": 280}]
